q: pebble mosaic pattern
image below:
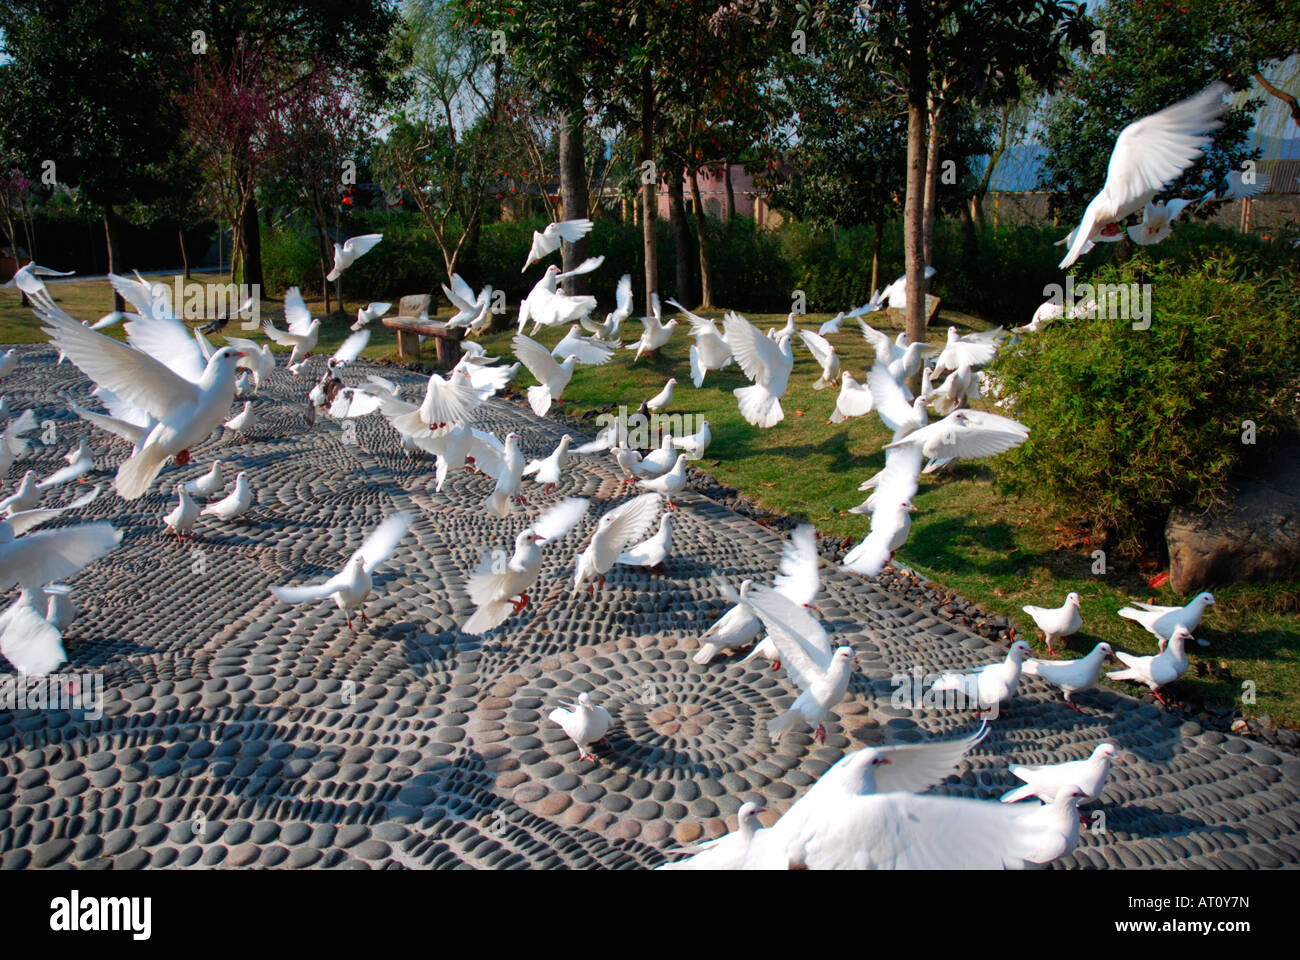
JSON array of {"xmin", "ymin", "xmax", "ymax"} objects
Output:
[{"xmin": 1, "ymin": 343, "xmax": 1298, "ymax": 869}]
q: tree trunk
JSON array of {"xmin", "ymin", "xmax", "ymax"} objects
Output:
[
  {"xmin": 640, "ymin": 65, "xmax": 658, "ymax": 315},
  {"xmin": 723, "ymin": 163, "xmax": 735, "ymax": 220},
  {"xmin": 903, "ymin": 0, "xmax": 929, "ymax": 374},
  {"xmin": 689, "ymin": 167, "xmax": 715, "ymax": 310},
  {"xmin": 666, "ymin": 166, "xmax": 694, "ymax": 305},
  {"xmin": 558, "ymin": 119, "xmax": 591, "ymax": 296},
  {"xmin": 240, "ymin": 193, "xmax": 263, "ymax": 290},
  {"xmin": 971, "ymin": 193, "xmax": 985, "ymax": 232},
  {"xmin": 922, "ymin": 98, "xmax": 943, "ymax": 269},
  {"xmin": 179, "ymin": 227, "xmax": 191, "ymax": 280},
  {"xmin": 103, "ymin": 204, "xmax": 125, "ymax": 313},
  {"xmin": 871, "ymin": 219, "xmax": 883, "ymax": 295},
  {"xmin": 958, "ymin": 199, "xmax": 976, "ymax": 272}
]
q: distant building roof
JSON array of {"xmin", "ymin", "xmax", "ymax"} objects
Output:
[{"xmin": 974, "ymin": 135, "xmax": 1300, "ymax": 194}]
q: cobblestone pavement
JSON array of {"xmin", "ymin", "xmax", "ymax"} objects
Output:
[{"xmin": 1, "ymin": 344, "xmax": 1297, "ymax": 869}]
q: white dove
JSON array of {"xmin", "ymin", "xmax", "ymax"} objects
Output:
[
  {"xmin": 5, "ymin": 485, "xmax": 100, "ymax": 537},
  {"xmin": 632, "ymin": 452, "xmax": 688, "ymax": 507},
  {"xmin": 485, "ymin": 433, "xmax": 526, "ymax": 518},
  {"xmin": 635, "ymin": 433, "xmax": 678, "ymax": 478},
  {"xmin": 746, "ymin": 723, "xmax": 989, "ymax": 867},
  {"xmin": 43, "ymin": 583, "xmax": 76, "ymax": 633},
  {"xmin": 518, "ymin": 261, "xmax": 602, "ymax": 333},
  {"xmin": 1022, "ymin": 642, "xmax": 1114, "ymax": 709},
  {"xmin": 547, "ymin": 691, "xmax": 612, "ymax": 762},
  {"xmin": 657, "ymin": 802, "xmax": 767, "ymax": 870},
  {"xmin": 442, "ymin": 274, "xmax": 492, "ymax": 330},
  {"xmin": 522, "ymin": 218, "xmax": 595, "ymax": 271},
  {"xmin": 38, "ymin": 311, "xmax": 244, "ymax": 499},
  {"xmin": 0, "ymin": 588, "xmax": 68, "ymax": 676},
  {"xmin": 616, "ymin": 511, "xmax": 673, "ymax": 569},
  {"xmin": 326, "ymin": 233, "xmax": 383, "ymax": 281},
  {"xmin": 1022, "ymin": 592, "xmax": 1083, "ymax": 655},
  {"xmin": 572, "ymin": 492, "xmax": 662, "ymax": 596},
  {"xmin": 1, "ymin": 472, "xmax": 41, "ymax": 514},
  {"xmin": 730, "ymin": 524, "xmax": 822, "ymax": 670},
  {"xmin": 261, "ymin": 288, "xmax": 321, "ymax": 370},
  {"xmin": 1001, "ymin": 743, "xmax": 1120, "ymax": 807},
  {"xmin": 867, "ymin": 361, "xmax": 928, "ymax": 441},
  {"xmin": 223, "ymin": 400, "xmax": 256, "ymax": 439},
  {"xmin": 0, "ymin": 519, "xmax": 121, "ymax": 594},
  {"xmin": 931, "ymin": 639, "xmax": 1033, "ymax": 716},
  {"xmin": 842, "ymin": 495, "xmax": 917, "ymax": 578},
  {"xmin": 1118, "ymin": 591, "xmax": 1215, "ymax": 648},
  {"xmin": 877, "ymin": 266, "xmax": 936, "ymax": 310},
  {"xmin": 0, "ymin": 409, "xmax": 37, "ymax": 480},
  {"xmin": 269, "ymin": 513, "xmax": 411, "ymax": 629},
  {"xmin": 1128, "ymin": 198, "xmax": 1193, "ymax": 246},
  {"xmin": 883, "ymin": 408, "xmax": 1029, "ymax": 461},
  {"xmin": 513, "ymin": 333, "xmax": 576, "ymax": 418},
  {"xmin": 626, "ymin": 293, "xmax": 678, "ymax": 362},
  {"xmin": 828, "ymin": 372, "xmax": 874, "ymax": 424},
  {"xmin": 744, "ymin": 583, "xmax": 854, "ymax": 745},
  {"xmin": 461, "ymin": 497, "xmax": 589, "ymax": 634},
  {"xmin": 200, "ymin": 471, "xmax": 252, "ymax": 522},
  {"xmin": 522, "ymin": 434, "xmax": 573, "ymax": 494},
  {"xmin": 797, "ymin": 329, "xmax": 841, "ymax": 390},
  {"xmin": 695, "ymin": 578, "xmax": 764, "ymax": 667},
  {"xmin": 551, "ymin": 324, "xmax": 615, "ymax": 365},
  {"xmin": 1106, "ymin": 624, "xmax": 1192, "ymax": 704},
  {"xmin": 221, "ymin": 337, "xmax": 275, "ymax": 393},
  {"xmin": 163, "ymin": 482, "xmax": 200, "ymax": 540},
  {"xmin": 182, "ymin": 460, "xmax": 224, "ymax": 497},
  {"xmin": 644, "ymin": 378, "xmax": 677, "ymax": 414},
  {"xmin": 584, "ymin": 273, "xmax": 633, "ymax": 341},
  {"xmin": 725, "ymin": 312, "xmax": 793, "ymax": 428},
  {"xmin": 350, "ymin": 300, "xmax": 393, "ymax": 332},
  {"xmin": 932, "ymin": 326, "xmax": 999, "ymax": 379},
  {"xmin": 1057, "ymin": 82, "xmax": 1229, "ymax": 269},
  {"xmin": 667, "ymin": 297, "xmax": 734, "ymax": 387},
  {"xmin": 672, "ymin": 419, "xmax": 711, "ymax": 459}
]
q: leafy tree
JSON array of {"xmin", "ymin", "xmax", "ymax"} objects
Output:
[
  {"xmin": 1038, "ymin": 0, "xmax": 1260, "ymax": 230},
  {"xmin": 792, "ymin": 0, "xmax": 1089, "ymax": 355},
  {"xmin": 0, "ymin": 0, "xmax": 194, "ymax": 310}
]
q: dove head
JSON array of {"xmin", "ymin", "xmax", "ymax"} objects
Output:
[
  {"xmin": 576, "ymin": 692, "xmax": 594, "ymax": 710},
  {"xmin": 1066, "ymin": 592, "xmax": 1081, "ymax": 607},
  {"xmin": 1009, "ymin": 639, "xmax": 1033, "ymax": 661},
  {"xmin": 1054, "ymin": 784, "xmax": 1086, "ymax": 807},
  {"xmin": 1168, "ymin": 625, "xmax": 1193, "ymax": 648},
  {"xmin": 736, "ymin": 802, "xmax": 765, "ymax": 828},
  {"xmin": 666, "ymin": 377, "xmax": 677, "ymax": 387},
  {"xmin": 1095, "ymin": 642, "xmax": 1114, "ymax": 661},
  {"xmin": 901, "ymin": 500, "xmax": 917, "ymax": 512},
  {"xmin": 562, "ymin": 354, "xmax": 579, "ymax": 369},
  {"xmin": 1194, "ymin": 591, "xmax": 1216, "ymax": 607},
  {"xmin": 1093, "ymin": 742, "xmax": 1119, "ymax": 762},
  {"xmin": 839, "ymin": 747, "xmax": 893, "ymax": 793},
  {"xmin": 834, "ymin": 645, "xmax": 857, "ymax": 664}
]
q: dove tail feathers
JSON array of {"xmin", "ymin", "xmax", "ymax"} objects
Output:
[
  {"xmin": 733, "ymin": 384, "xmax": 783, "ymax": 428},
  {"xmin": 767, "ymin": 706, "xmax": 798, "ymax": 744},
  {"xmin": 462, "ymin": 600, "xmax": 513, "ymax": 636},
  {"xmin": 114, "ymin": 443, "xmax": 169, "ymax": 501},
  {"xmin": 527, "ymin": 384, "xmax": 553, "ymax": 417},
  {"xmin": 1000, "ymin": 783, "xmax": 1037, "ymax": 804},
  {"xmin": 692, "ymin": 643, "xmax": 718, "ymax": 666}
]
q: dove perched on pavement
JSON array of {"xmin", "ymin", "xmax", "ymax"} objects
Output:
[
  {"xmin": 548, "ymin": 692, "xmax": 612, "ymax": 762},
  {"xmin": 1021, "ymin": 642, "xmax": 1114, "ymax": 709}
]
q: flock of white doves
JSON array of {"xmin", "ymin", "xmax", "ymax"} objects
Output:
[{"xmin": 0, "ymin": 81, "xmax": 1236, "ymax": 867}]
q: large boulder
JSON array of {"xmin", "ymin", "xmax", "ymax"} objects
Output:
[{"xmin": 1166, "ymin": 441, "xmax": 1300, "ymax": 593}]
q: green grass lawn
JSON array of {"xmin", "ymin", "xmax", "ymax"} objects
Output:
[{"xmin": 5, "ymin": 275, "xmax": 1297, "ymax": 727}]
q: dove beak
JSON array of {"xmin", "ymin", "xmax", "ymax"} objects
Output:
[{"xmin": 234, "ymin": 351, "xmax": 248, "ymax": 359}]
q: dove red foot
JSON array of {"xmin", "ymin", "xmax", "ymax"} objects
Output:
[
  {"xmin": 510, "ymin": 594, "xmax": 530, "ymax": 614},
  {"xmin": 815, "ymin": 723, "xmax": 827, "ymax": 744},
  {"xmin": 176, "ymin": 449, "xmax": 191, "ymax": 466}
]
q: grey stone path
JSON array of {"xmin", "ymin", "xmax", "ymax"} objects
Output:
[{"xmin": 1, "ymin": 343, "xmax": 1298, "ymax": 869}]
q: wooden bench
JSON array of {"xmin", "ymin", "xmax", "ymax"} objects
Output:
[{"xmin": 380, "ymin": 294, "xmax": 466, "ymax": 370}]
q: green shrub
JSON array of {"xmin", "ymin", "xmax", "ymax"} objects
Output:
[
  {"xmin": 261, "ymin": 224, "xmax": 322, "ymax": 295},
  {"xmin": 989, "ymin": 250, "xmax": 1300, "ymax": 554}
]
